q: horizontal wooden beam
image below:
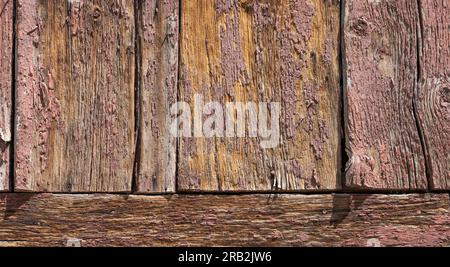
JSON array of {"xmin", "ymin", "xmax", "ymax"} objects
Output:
[{"xmin": 0, "ymin": 193, "xmax": 449, "ymax": 246}]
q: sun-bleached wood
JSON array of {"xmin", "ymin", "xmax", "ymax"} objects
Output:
[
  {"xmin": 135, "ymin": 0, "xmax": 179, "ymax": 193},
  {"xmin": 178, "ymin": 0, "xmax": 342, "ymax": 191},
  {"xmin": 0, "ymin": 0, "xmax": 12, "ymax": 191},
  {"xmin": 15, "ymin": 0, "xmax": 135, "ymax": 192}
]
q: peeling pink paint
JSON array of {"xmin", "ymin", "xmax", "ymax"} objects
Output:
[
  {"xmin": 15, "ymin": 0, "xmax": 135, "ymax": 192},
  {"xmin": 16, "ymin": 0, "xmax": 41, "ymax": 189},
  {"xmin": 344, "ymin": 0, "xmax": 428, "ymax": 189},
  {"xmin": 216, "ymin": 0, "xmax": 249, "ymax": 98}
]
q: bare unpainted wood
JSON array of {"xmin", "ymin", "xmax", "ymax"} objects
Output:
[
  {"xmin": 0, "ymin": 193, "xmax": 449, "ymax": 246},
  {"xmin": 416, "ymin": 0, "xmax": 450, "ymax": 189},
  {"xmin": 15, "ymin": 0, "xmax": 135, "ymax": 192},
  {"xmin": 179, "ymin": 0, "xmax": 342, "ymax": 191},
  {"xmin": 344, "ymin": 0, "xmax": 428, "ymax": 189},
  {"xmin": 0, "ymin": 0, "xmax": 12, "ymax": 191},
  {"xmin": 135, "ymin": 0, "xmax": 179, "ymax": 193}
]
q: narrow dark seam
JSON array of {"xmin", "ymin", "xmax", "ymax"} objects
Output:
[
  {"xmin": 2, "ymin": 188, "xmax": 445, "ymax": 196},
  {"xmin": 9, "ymin": 0, "xmax": 17, "ymax": 192},
  {"xmin": 131, "ymin": 0, "xmax": 142, "ymax": 193},
  {"xmin": 413, "ymin": 0, "xmax": 433, "ymax": 190},
  {"xmin": 65, "ymin": 0, "xmax": 75, "ymax": 192},
  {"xmin": 331, "ymin": 0, "xmax": 351, "ymax": 226},
  {"xmin": 339, "ymin": 0, "xmax": 349, "ymax": 189},
  {"xmin": 174, "ymin": 0, "xmax": 182, "ymax": 193}
]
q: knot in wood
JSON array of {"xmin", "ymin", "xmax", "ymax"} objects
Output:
[
  {"xmin": 350, "ymin": 18, "xmax": 369, "ymax": 37},
  {"xmin": 440, "ymin": 86, "xmax": 450, "ymax": 105},
  {"xmin": 92, "ymin": 6, "xmax": 102, "ymax": 21}
]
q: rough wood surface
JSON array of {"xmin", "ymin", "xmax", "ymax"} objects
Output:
[
  {"xmin": 416, "ymin": 0, "xmax": 450, "ymax": 189},
  {"xmin": 344, "ymin": 0, "xmax": 428, "ymax": 189},
  {"xmin": 135, "ymin": 0, "xmax": 179, "ymax": 193},
  {"xmin": 178, "ymin": 0, "xmax": 342, "ymax": 191},
  {"xmin": 0, "ymin": 193, "xmax": 449, "ymax": 246},
  {"xmin": 15, "ymin": 0, "xmax": 135, "ymax": 192},
  {"xmin": 0, "ymin": 0, "xmax": 12, "ymax": 191}
]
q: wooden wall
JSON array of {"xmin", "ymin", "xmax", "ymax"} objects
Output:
[
  {"xmin": 0, "ymin": 0, "xmax": 449, "ymax": 192},
  {"xmin": 0, "ymin": 0, "xmax": 449, "ymax": 246}
]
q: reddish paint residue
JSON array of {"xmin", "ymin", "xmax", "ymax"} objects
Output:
[
  {"xmin": 311, "ymin": 119, "xmax": 330, "ymax": 161},
  {"xmin": 216, "ymin": 0, "xmax": 249, "ymax": 98},
  {"xmin": 15, "ymin": 1, "xmax": 63, "ymax": 189},
  {"xmin": 70, "ymin": 0, "xmax": 84, "ymax": 36},
  {"xmin": 344, "ymin": 0, "xmax": 428, "ymax": 189},
  {"xmin": 15, "ymin": 2, "xmax": 40, "ymax": 189},
  {"xmin": 253, "ymin": 0, "xmax": 315, "ymax": 139}
]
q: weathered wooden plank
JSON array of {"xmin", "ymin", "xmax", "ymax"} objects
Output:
[
  {"xmin": 0, "ymin": 193, "xmax": 449, "ymax": 246},
  {"xmin": 15, "ymin": 0, "xmax": 135, "ymax": 192},
  {"xmin": 416, "ymin": 0, "xmax": 450, "ymax": 189},
  {"xmin": 135, "ymin": 0, "xmax": 179, "ymax": 193},
  {"xmin": 0, "ymin": 0, "xmax": 12, "ymax": 191},
  {"xmin": 344, "ymin": 0, "xmax": 428, "ymax": 189},
  {"xmin": 178, "ymin": 0, "xmax": 342, "ymax": 191}
]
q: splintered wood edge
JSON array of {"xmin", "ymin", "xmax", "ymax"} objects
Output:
[
  {"xmin": 0, "ymin": 0, "xmax": 13, "ymax": 192},
  {"xmin": 0, "ymin": 193, "xmax": 449, "ymax": 246}
]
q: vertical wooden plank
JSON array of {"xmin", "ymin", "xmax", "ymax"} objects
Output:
[
  {"xmin": 0, "ymin": 0, "xmax": 12, "ymax": 191},
  {"xmin": 344, "ymin": 0, "xmax": 428, "ymax": 189},
  {"xmin": 15, "ymin": 0, "xmax": 135, "ymax": 192},
  {"xmin": 179, "ymin": 0, "xmax": 342, "ymax": 191},
  {"xmin": 135, "ymin": 0, "xmax": 179, "ymax": 193},
  {"xmin": 417, "ymin": 0, "xmax": 450, "ymax": 189}
]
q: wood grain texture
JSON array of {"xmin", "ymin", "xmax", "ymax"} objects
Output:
[
  {"xmin": 135, "ymin": 0, "xmax": 179, "ymax": 193},
  {"xmin": 179, "ymin": 0, "xmax": 342, "ymax": 191},
  {"xmin": 15, "ymin": 0, "xmax": 135, "ymax": 192},
  {"xmin": 344, "ymin": 0, "xmax": 428, "ymax": 189},
  {"xmin": 0, "ymin": 193, "xmax": 449, "ymax": 246},
  {"xmin": 416, "ymin": 0, "xmax": 450, "ymax": 189},
  {"xmin": 0, "ymin": 0, "xmax": 12, "ymax": 191}
]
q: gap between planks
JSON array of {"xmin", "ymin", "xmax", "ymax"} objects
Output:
[
  {"xmin": 9, "ymin": 0, "xmax": 16, "ymax": 192},
  {"xmin": 1, "ymin": 192, "xmax": 448, "ymax": 197}
]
